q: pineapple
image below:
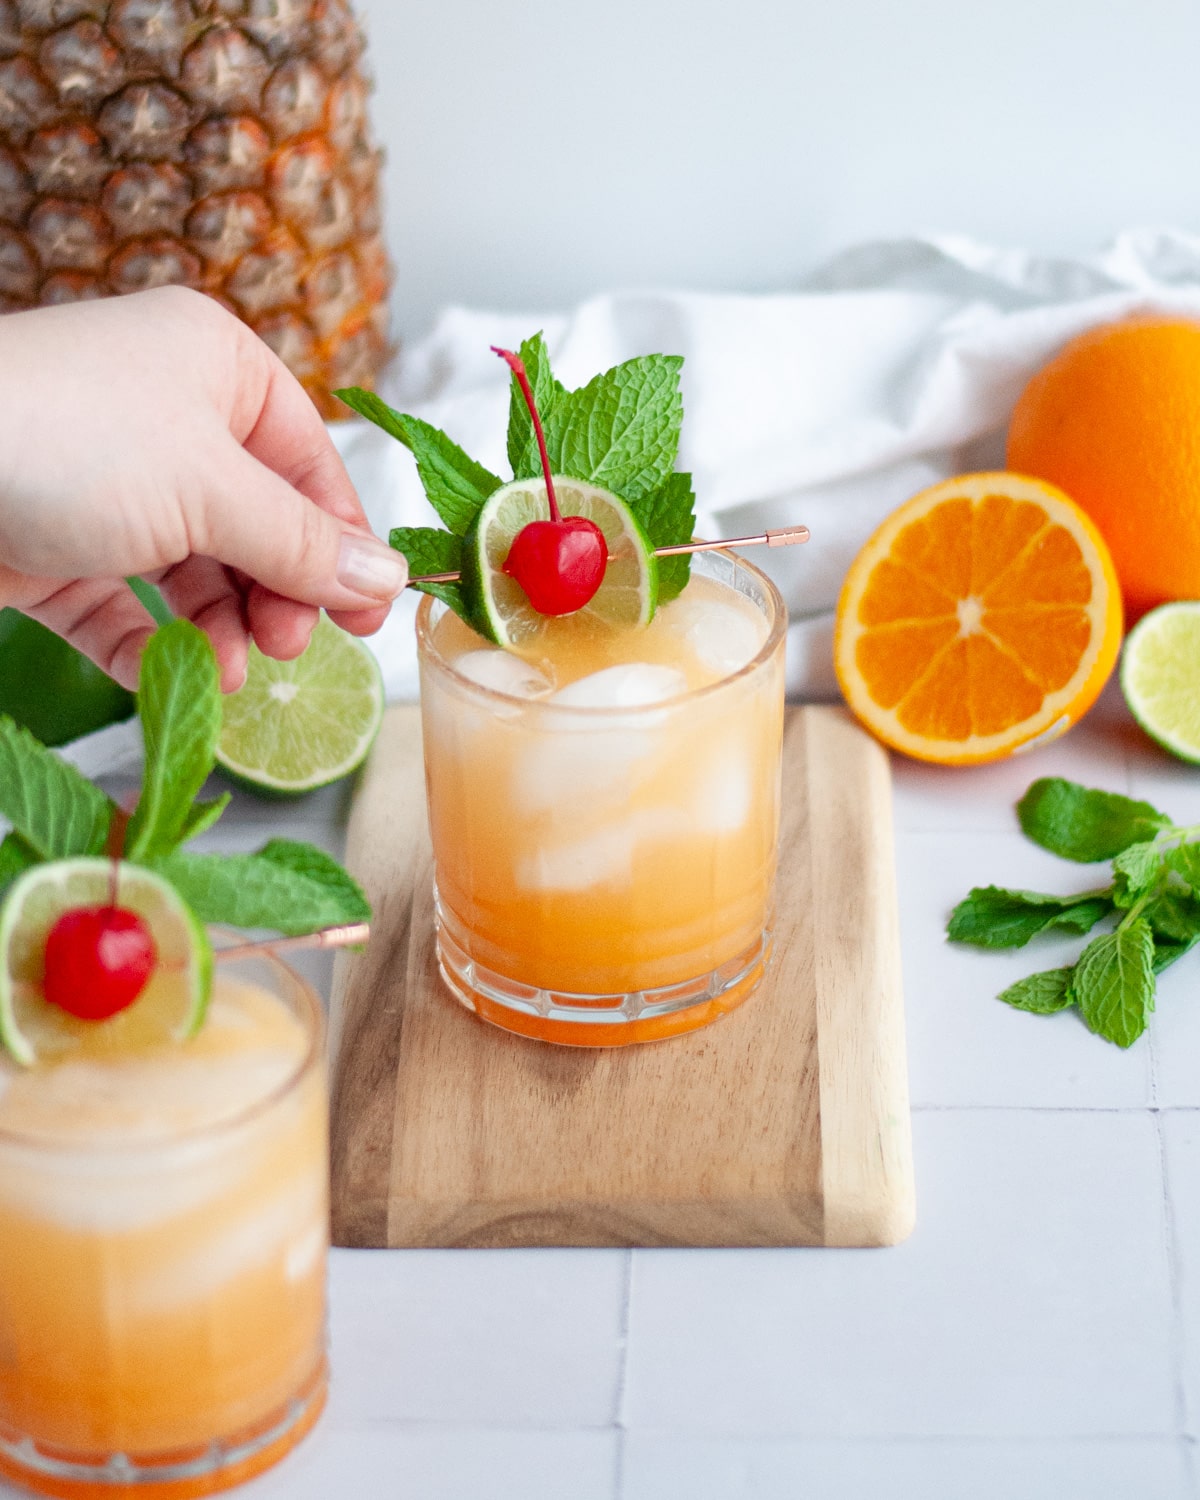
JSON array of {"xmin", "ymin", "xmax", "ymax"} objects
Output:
[{"xmin": 0, "ymin": 0, "xmax": 391, "ymax": 419}]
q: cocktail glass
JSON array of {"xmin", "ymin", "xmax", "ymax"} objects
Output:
[
  {"xmin": 417, "ymin": 548, "xmax": 787, "ymax": 1045},
  {"xmin": 0, "ymin": 950, "xmax": 328, "ymax": 1499}
]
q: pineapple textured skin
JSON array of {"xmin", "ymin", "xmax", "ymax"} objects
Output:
[{"xmin": 0, "ymin": 0, "xmax": 391, "ymax": 418}]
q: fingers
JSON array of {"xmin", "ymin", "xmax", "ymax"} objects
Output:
[
  {"xmin": 245, "ymin": 585, "xmax": 319, "ymax": 660},
  {"xmin": 235, "ymin": 335, "xmax": 368, "ymax": 531},
  {"xmin": 326, "ymin": 602, "xmax": 391, "ymax": 637},
  {"xmin": 152, "ymin": 556, "xmax": 251, "ymax": 692},
  {"xmin": 196, "ymin": 442, "xmax": 408, "ymax": 613},
  {"xmin": 19, "ymin": 578, "xmax": 157, "ymax": 691}
]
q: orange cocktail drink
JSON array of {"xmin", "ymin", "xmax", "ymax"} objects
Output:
[
  {"xmin": 0, "ymin": 952, "xmax": 328, "ymax": 1499},
  {"xmin": 418, "ymin": 549, "xmax": 786, "ymax": 1045}
]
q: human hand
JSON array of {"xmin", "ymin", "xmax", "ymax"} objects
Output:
[{"xmin": 0, "ymin": 287, "xmax": 407, "ymax": 692}]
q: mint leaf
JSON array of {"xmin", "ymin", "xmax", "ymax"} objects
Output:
[
  {"xmin": 1112, "ymin": 840, "xmax": 1165, "ymax": 907},
  {"xmin": 126, "ymin": 620, "xmax": 221, "ymax": 862},
  {"xmin": 0, "ymin": 713, "xmax": 113, "ymax": 858},
  {"xmin": 178, "ymin": 793, "xmax": 231, "ymax": 845},
  {"xmin": 997, "ymin": 966, "xmax": 1076, "ymax": 1013},
  {"xmin": 1073, "ymin": 920, "xmax": 1156, "ymax": 1047},
  {"xmin": 1152, "ymin": 936, "xmax": 1198, "ymax": 975},
  {"xmin": 154, "ymin": 840, "xmax": 370, "ymax": 935},
  {"xmin": 1143, "ymin": 888, "xmax": 1200, "ymax": 943},
  {"xmin": 1017, "ymin": 779, "xmax": 1172, "ymax": 862},
  {"xmin": 0, "ymin": 831, "xmax": 37, "ymax": 899},
  {"xmin": 256, "ymin": 839, "xmax": 370, "ymax": 911},
  {"xmin": 1143, "ymin": 889, "xmax": 1200, "ymax": 973},
  {"xmin": 334, "ymin": 386, "xmax": 411, "ymax": 446},
  {"xmin": 1165, "ymin": 844, "xmax": 1200, "ymax": 893},
  {"xmin": 127, "ymin": 575, "xmax": 172, "ymax": 625},
  {"xmin": 336, "ymin": 387, "xmax": 500, "ymax": 535},
  {"xmin": 635, "ymin": 470, "xmax": 696, "ymax": 602},
  {"xmin": 507, "ymin": 331, "xmax": 566, "ymax": 478},
  {"xmin": 545, "ymin": 355, "xmax": 684, "ymax": 503},
  {"xmin": 390, "ymin": 526, "xmax": 467, "ymax": 615},
  {"xmin": 947, "ymin": 885, "xmax": 1113, "ymax": 948}
]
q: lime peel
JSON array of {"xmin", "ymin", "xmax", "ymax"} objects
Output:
[
  {"xmin": 1121, "ymin": 601, "xmax": 1200, "ymax": 764},
  {"xmin": 216, "ymin": 614, "xmax": 384, "ymax": 794}
]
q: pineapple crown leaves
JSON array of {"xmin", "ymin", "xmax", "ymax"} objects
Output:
[
  {"xmin": 334, "ymin": 333, "xmax": 697, "ymax": 618},
  {"xmin": 0, "ymin": 620, "xmax": 370, "ymax": 936}
]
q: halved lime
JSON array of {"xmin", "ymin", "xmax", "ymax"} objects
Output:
[
  {"xmin": 462, "ymin": 477, "xmax": 658, "ymax": 647},
  {"xmin": 0, "ymin": 859, "xmax": 212, "ymax": 1067},
  {"xmin": 1121, "ymin": 602, "xmax": 1200, "ymax": 763},
  {"xmin": 217, "ymin": 614, "xmax": 384, "ymax": 795}
]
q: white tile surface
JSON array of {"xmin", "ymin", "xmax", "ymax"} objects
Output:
[
  {"xmin": 897, "ymin": 830, "xmax": 1151, "ymax": 1107},
  {"xmin": 239, "ymin": 1424, "xmax": 617, "ymax": 1500},
  {"xmin": 1147, "ymin": 964, "xmax": 1200, "ymax": 1109},
  {"xmin": 1161, "ymin": 1112, "xmax": 1200, "ymax": 1438},
  {"xmin": 1127, "ymin": 746, "xmax": 1200, "ymax": 830},
  {"xmin": 325, "ymin": 1249, "xmax": 627, "ymax": 1428},
  {"xmin": 890, "ymin": 717, "xmax": 1132, "ymax": 835},
  {"xmin": 621, "ymin": 1435, "xmax": 1193, "ymax": 1500},
  {"xmin": 623, "ymin": 1111, "xmax": 1174, "ymax": 1437}
]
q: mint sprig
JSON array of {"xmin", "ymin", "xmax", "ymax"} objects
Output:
[
  {"xmin": 388, "ymin": 525, "xmax": 466, "ymax": 615},
  {"xmin": 126, "ymin": 620, "xmax": 222, "ymax": 860},
  {"xmin": 949, "ymin": 776, "xmax": 1200, "ymax": 1047},
  {"xmin": 0, "ymin": 619, "xmax": 369, "ymax": 938},
  {"xmin": 507, "ymin": 332, "xmax": 566, "ymax": 478},
  {"xmin": 155, "ymin": 841, "xmax": 368, "ymax": 935},
  {"xmin": 0, "ymin": 715, "xmax": 114, "ymax": 862},
  {"xmin": 335, "ymin": 332, "xmax": 698, "ymax": 626}
]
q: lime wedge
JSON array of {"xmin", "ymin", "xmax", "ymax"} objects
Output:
[
  {"xmin": 0, "ymin": 859, "xmax": 212, "ymax": 1067},
  {"xmin": 217, "ymin": 614, "xmax": 384, "ymax": 795},
  {"xmin": 462, "ymin": 477, "xmax": 658, "ymax": 647},
  {"xmin": 1121, "ymin": 602, "xmax": 1200, "ymax": 763}
]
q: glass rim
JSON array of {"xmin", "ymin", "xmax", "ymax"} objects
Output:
[
  {"xmin": 0, "ymin": 945, "xmax": 324, "ymax": 1155},
  {"xmin": 415, "ymin": 545, "xmax": 788, "ymax": 716}
]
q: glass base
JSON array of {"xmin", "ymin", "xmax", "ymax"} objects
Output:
[
  {"xmin": 0, "ymin": 1360, "xmax": 326, "ymax": 1500},
  {"xmin": 435, "ymin": 898, "xmax": 773, "ymax": 1047}
]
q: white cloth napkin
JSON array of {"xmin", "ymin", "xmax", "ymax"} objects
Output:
[{"xmin": 66, "ymin": 227, "xmax": 1200, "ymax": 778}]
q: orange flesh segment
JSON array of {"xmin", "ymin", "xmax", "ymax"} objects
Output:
[{"xmin": 853, "ymin": 492, "xmax": 1097, "ymax": 743}]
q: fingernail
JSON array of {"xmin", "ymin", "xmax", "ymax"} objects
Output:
[{"xmin": 337, "ymin": 534, "xmax": 408, "ymax": 600}]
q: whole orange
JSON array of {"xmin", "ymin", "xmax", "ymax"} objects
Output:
[{"xmin": 1006, "ymin": 316, "xmax": 1200, "ymax": 621}]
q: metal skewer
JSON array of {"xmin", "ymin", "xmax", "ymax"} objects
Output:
[
  {"xmin": 213, "ymin": 922, "xmax": 370, "ymax": 963},
  {"xmin": 406, "ymin": 524, "xmax": 810, "ymax": 586}
]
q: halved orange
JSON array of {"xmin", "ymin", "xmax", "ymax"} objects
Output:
[{"xmin": 834, "ymin": 472, "xmax": 1123, "ymax": 765}]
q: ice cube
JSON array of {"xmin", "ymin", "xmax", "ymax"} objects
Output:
[
  {"xmin": 516, "ymin": 809, "xmax": 679, "ymax": 891},
  {"xmin": 550, "ymin": 663, "xmax": 687, "ymax": 709},
  {"xmin": 509, "ymin": 666, "xmax": 685, "ymax": 816},
  {"xmin": 452, "ymin": 650, "xmax": 554, "ymax": 699},
  {"xmin": 659, "ymin": 594, "xmax": 768, "ymax": 677}
]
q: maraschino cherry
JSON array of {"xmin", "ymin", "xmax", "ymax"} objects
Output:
[
  {"xmin": 42, "ymin": 811, "xmax": 157, "ymax": 1022},
  {"xmin": 492, "ymin": 346, "xmax": 608, "ymax": 615}
]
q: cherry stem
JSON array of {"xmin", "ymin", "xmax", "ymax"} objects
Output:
[
  {"xmin": 105, "ymin": 806, "xmax": 131, "ymax": 911},
  {"xmin": 492, "ymin": 346, "xmax": 560, "ymax": 523}
]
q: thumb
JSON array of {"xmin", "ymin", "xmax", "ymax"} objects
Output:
[{"xmin": 199, "ymin": 443, "xmax": 408, "ymax": 609}]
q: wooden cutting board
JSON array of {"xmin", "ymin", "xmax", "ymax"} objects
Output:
[{"xmin": 328, "ymin": 704, "xmax": 914, "ymax": 1249}]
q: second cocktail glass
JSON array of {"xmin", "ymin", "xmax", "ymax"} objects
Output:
[{"xmin": 0, "ymin": 950, "xmax": 328, "ymax": 1499}]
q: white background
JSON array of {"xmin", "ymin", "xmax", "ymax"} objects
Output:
[{"xmin": 357, "ymin": 0, "xmax": 1200, "ymax": 339}]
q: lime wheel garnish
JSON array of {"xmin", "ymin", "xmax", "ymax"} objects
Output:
[
  {"xmin": 463, "ymin": 477, "xmax": 658, "ymax": 648},
  {"xmin": 0, "ymin": 859, "xmax": 212, "ymax": 1067},
  {"xmin": 216, "ymin": 613, "xmax": 384, "ymax": 795}
]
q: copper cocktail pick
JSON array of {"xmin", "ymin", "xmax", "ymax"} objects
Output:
[
  {"xmin": 213, "ymin": 922, "xmax": 370, "ymax": 963},
  {"xmin": 405, "ymin": 524, "xmax": 811, "ymax": 586}
]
